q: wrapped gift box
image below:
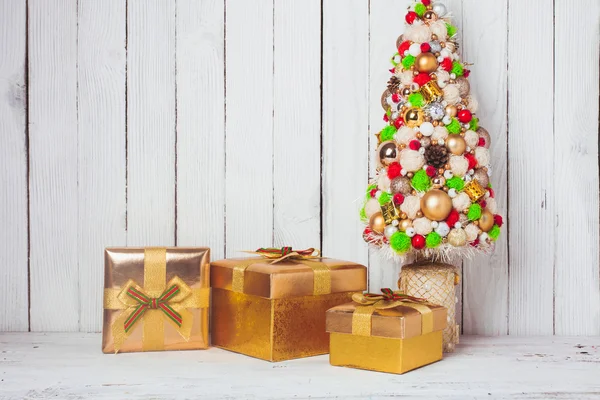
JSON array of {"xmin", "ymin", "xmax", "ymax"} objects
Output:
[
  {"xmin": 326, "ymin": 291, "xmax": 447, "ymax": 374},
  {"xmin": 102, "ymin": 247, "xmax": 210, "ymax": 354},
  {"xmin": 210, "ymin": 250, "xmax": 367, "ymax": 362}
]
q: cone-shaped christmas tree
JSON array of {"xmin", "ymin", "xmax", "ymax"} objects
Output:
[{"xmin": 362, "ymin": 0, "xmax": 503, "ymax": 261}]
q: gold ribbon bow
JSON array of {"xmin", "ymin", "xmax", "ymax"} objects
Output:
[
  {"xmin": 232, "ymin": 247, "xmax": 331, "ymax": 295},
  {"xmin": 351, "ymin": 288, "xmax": 434, "ymax": 337},
  {"xmin": 103, "ymin": 248, "xmax": 210, "ymax": 353}
]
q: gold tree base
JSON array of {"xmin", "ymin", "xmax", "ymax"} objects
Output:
[{"xmin": 398, "ymin": 261, "xmax": 460, "ymax": 353}]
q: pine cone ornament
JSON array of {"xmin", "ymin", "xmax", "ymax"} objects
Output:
[
  {"xmin": 387, "ymin": 76, "xmax": 401, "ymax": 92},
  {"xmin": 425, "ymin": 144, "xmax": 449, "ymax": 169}
]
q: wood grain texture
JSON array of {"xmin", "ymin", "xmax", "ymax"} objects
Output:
[
  {"xmin": 461, "ymin": 0, "xmax": 509, "ymax": 335},
  {"xmin": 126, "ymin": 0, "xmax": 176, "ymax": 246},
  {"xmin": 77, "ymin": 0, "xmax": 127, "ymax": 333},
  {"xmin": 507, "ymin": 0, "xmax": 554, "ymax": 335},
  {"xmin": 175, "ymin": 0, "xmax": 225, "ymax": 260},
  {"xmin": 225, "ymin": 0, "xmax": 274, "ymax": 257},
  {"xmin": 28, "ymin": 0, "xmax": 79, "ymax": 331},
  {"xmin": 3, "ymin": 333, "xmax": 600, "ymax": 399},
  {"xmin": 0, "ymin": 0, "xmax": 28, "ymax": 331},
  {"xmin": 272, "ymin": 0, "xmax": 321, "ymax": 250},
  {"xmin": 366, "ymin": 0, "xmax": 408, "ymax": 291},
  {"xmin": 321, "ymin": 0, "xmax": 369, "ymax": 268},
  {"xmin": 553, "ymin": 0, "xmax": 600, "ymax": 335}
]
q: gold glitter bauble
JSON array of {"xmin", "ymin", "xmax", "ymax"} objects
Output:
[
  {"xmin": 390, "ymin": 176, "xmax": 413, "ymax": 195},
  {"xmin": 445, "ymin": 105, "xmax": 458, "ymax": 117},
  {"xmin": 448, "ymin": 228, "xmax": 467, "ymax": 247},
  {"xmin": 420, "ymin": 189, "xmax": 453, "ymax": 221},
  {"xmin": 446, "ymin": 135, "xmax": 467, "ymax": 155},
  {"xmin": 398, "ymin": 219, "xmax": 412, "ymax": 232},
  {"xmin": 455, "ymin": 77, "xmax": 471, "ymax": 97},
  {"xmin": 369, "ymin": 212, "xmax": 386, "ymax": 234},
  {"xmin": 415, "ymin": 53, "xmax": 439, "ymax": 74},
  {"xmin": 403, "ymin": 107, "xmax": 424, "ymax": 128},
  {"xmin": 478, "ymin": 210, "xmax": 495, "ymax": 232},
  {"xmin": 473, "ymin": 168, "xmax": 490, "ymax": 188}
]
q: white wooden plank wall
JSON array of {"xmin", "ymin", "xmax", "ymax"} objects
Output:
[{"xmin": 0, "ymin": 0, "xmax": 598, "ymax": 335}]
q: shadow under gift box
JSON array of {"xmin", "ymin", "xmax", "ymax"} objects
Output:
[
  {"xmin": 102, "ymin": 247, "xmax": 210, "ymax": 354},
  {"xmin": 326, "ymin": 302, "xmax": 447, "ymax": 374},
  {"xmin": 210, "ymin": 258, "xmax": 367, "ymax": 362}
]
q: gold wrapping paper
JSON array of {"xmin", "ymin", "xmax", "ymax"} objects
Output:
[
  {"xmin": 326, "ymin": 301, "xmax": 446, "ymax": 374},
  {"xmin": 102, "ymin": 247, "xmax": 210, "ymax": 354},
  {"xmin": 398, "ymin": 261, "xmax": 460, "ymax": 353},
  {"xmin": 210, "ymin": 257, "xmax": 367, "ymax": 361}
]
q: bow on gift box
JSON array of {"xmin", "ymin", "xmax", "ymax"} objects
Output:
[
  {"xmin": 232, "ymin": 247, "xmax": 331, "ymax": 295},
  {"xmin": 351, "ymin": 288, "xmax": 434, "ymax": 336},
  {"xmin": 104, "ymin": 248, "xmax": 209, "ymax": 353}
]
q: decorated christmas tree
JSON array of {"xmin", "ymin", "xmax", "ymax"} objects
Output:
[{"xmin": 361, "ymin": 0, "xmax": 503, "ymax": 261}]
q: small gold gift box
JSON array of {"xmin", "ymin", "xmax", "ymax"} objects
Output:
[
  {"xmin": 210, "ymin": 247, "xmax": 367, "ymax": 362},
  {"xmin": 102, "ymin": 247, "xmax": 210, "ymax": 354},
  {"xmin": 326, "ymin": 289, "xmax": 447, "ymax": 374}
]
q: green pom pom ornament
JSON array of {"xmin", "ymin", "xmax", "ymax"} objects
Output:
[
  {"xmin": 489, "ymin": 225, "xmax": 501, "ymax": 241},
  {"xmin": 359, "ymin": 207, "xmax": 367, "ymax": 221},
  {"xmin": 414, "ymin": 3, "xmax": 427, "ymax": 17},
  {"xmin": 408, "ymin": 92, "xmax": 425, "ymax": 108},
  {"xmin": 380, "ymin": 125, "xmax": 397, "ymax": 142},
  {"xmin": 446, "ymin": 23, "xmax": 458, "ymax": 37},
  {"xmin": 411, "ymin": 170, "xmax": 431, "ymax": 192},
  {"xmin": 447, "ymin": 118, "xmax": 461, "ymax": 134},
  {"xmin": 426, "ymin": 232, "xmax": 442, "ymax": 248},
  {"xmin": 402, "ymin": 55, "xmax": 416, "ymax": 69},
  {"xmin": 469, "ymin": 117, "xmax": 479, "ymax": 131},
  {"xmin": 378, "ymin": 192, "xmax": 392, "ymax": 206},
  {"xmin": 390, "ymin": 231, "xmax": 412, "ymax": 254},
  {"xmin": 451, "ymin": 61, "xmax": 464, "ymax": 76},
  {"xmin": 446, "ymin": 176, "xmax": 465, "ymax": 191},
  {"xmin": 467, "ymin": 203, "xmax": 482, "ymax": 221}
]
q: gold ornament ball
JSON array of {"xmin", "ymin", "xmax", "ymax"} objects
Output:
[
  {"xmin": 445, "ymin": 105, "xmax": 458, "ymax": 117},
  {"xmin": 448, "ymin": 228, "xmax": 468, "ymax": 247},
  {"xmin": 390, "ymin": 176, "xmax": 413, "ymax": 195},
  {"xmin": 398, "ymin": 219, "xmax": 412, "ymax": 232},
  {"xmin": 446, "ymin": 135, "xmax": 467, "ymax": 155},
  {"xmin": 423, "ymin": 10, "xmax": 438, "ymax": 21},
  {"xmin": 415, "ymin": 53, "xmax": 439, "ymax": 74},
  {"xmin": 420, "ymin": 189, "xmax": 453, "ymax": 221},
  {"xmin": 403, "ymin": 107, "xmax": 424, "ymax": 128},
  {"xmin": 402, "ymin": 87, "xmax": 412, "ymax": 96},
  {"xmin": 377, "ymin": 141, "xmax": 399, "ymax": 167},
  {"xmin": 369, "ymin": 212, "xmax": 386, "ymax": 234},
  {"xmin": 478, "ymin": 210, "xmax": 495, "ymax": 232}
]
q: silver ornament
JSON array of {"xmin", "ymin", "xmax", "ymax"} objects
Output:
[
  {"xmin": 384, "ymin": 225, "xmax": 399, "ymax": 239},
  {"xmin": 433, "ymin": 3, "xmax": 447, "ymax": 17},
  {"xmin": 429, "ymin": 40, "xmax": 442, "ymax": 53},
  {"xmin": 426, "ymin": 102, "xmax": 445, "ymax": 121}
]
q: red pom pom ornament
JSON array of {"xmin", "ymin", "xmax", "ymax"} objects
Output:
[
  {"xmin": 393, "ymin": 193, "xmax": 405, "ymax": 206},
  {"xmin": 446, "ymin": 209, "xmax": 460, "ymax": 228},
  {"xmin": 398, "ymin": 40, "xmax": 411, "ymax": 56},
  {"xmin": 441, "ymin": 58, "xmax": 453, "ymax": 72},
  {"xmin": 426, "ymin": 165, "xmax": 437, "ymax": 177},
  {"xmin": 413, "ymin": 73, "xmax": 431, "ymax": 86},
  {"xmin": 409, "ymin": 140, "xmax": 421, "ymax": 150},
  {"xmin": 388, "ymin": 162, "xmax": 402, "ymax": 179},
  {"xmin": 465, "ymin": 153, "xmax": 477, "ymax": 170},
  {"xmin": 420, "ymin": 42, "xmax": 431, "ymax": 53},
  {"xmin": 494, "ymin": 214, "xmax": 503, "ymax": 227}
]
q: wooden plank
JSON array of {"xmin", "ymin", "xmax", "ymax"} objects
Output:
[
  {"xmin": 321, "ymin": 0, "xmax": 369, "ymax": 267},
  {"xmin": 461, "ymin": 0, "xmax": 509, "ymax": 335},
  {"xmin": 77, "ymin": 0, "xmax": 127, "ymax": 332},
  {"xmin": 127, "ymin": 0, "xmax": 176, "ymax": 246},
  {"xmin": 28, "ymin": 0, "xmax": 79, "ymax": 331},
  {"xmin": 225, "ymin": 0, "xmax": 273, "ymax": 257},
  {"xmin": 0, "ymin": 0, "xmax": 28, "ymax": 331},
  {"xmin": 3, "ymin": 333, "xmax": 600, "ymax": 399},
  {"xmin": 367, "ymin": 0, "xmax": 406, "ymax": 291},
  {"xmin": 507, "ymin": 0, "xmax": 554, "ymax": 335},
  {"xmin": 554, "ymin": 0, "xmax": 600, "ymax": 335},
  {"xmin": 272, "ymin": 0, "xmax": 321, "ymax": 250},
  {"xmin": 175, "ymin": 0, "xmax": 225, "ymax": 260}
]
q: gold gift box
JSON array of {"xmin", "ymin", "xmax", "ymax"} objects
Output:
[
  {"xmin": 326, "ymin": 302, "xmax": 447, "ymax": 374},
  {"xmin": 102, "ymin": 247, "xmax": 210, "ymax": 354},
  {"xmin": 210, "ymin": 257, "xmax": 367, "ymax": 362}
]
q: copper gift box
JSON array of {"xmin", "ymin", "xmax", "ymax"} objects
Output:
[
  {"xmin": 210, "ymin": 257, "xmax": 367, "ymax": 362},
  {"xmin": 102, "ymin": 247, "xmax": 210, "ymax": 354},
  {"xmin": 326, "ymin": 301, "xmax": 447, "ymax": 374}
]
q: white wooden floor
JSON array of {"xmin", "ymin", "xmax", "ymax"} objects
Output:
[{"xmin": 1, "ymin": 334, "xmax": 599, "ymax": 399}]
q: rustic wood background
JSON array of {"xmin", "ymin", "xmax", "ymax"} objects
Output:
[{"xmin": 1, "ymin": 0, "xmax": 598, "ymax": 335}]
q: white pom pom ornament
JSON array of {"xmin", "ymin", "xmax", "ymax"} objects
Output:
[
  {"xmin": 432, "ymin": 126, "xmax": 449, "ymax": 141},
  {"xmin": 429, "ymin": 20, "xmax": 448, "ymax": 41},
  {"xmin": 464, "ymin": 224, "xmax": 480, "ymax": 241},
  {"xmin": 399, "ymin": 71, "xmax": 414, "ymax": 85},
  {"xmin": 400, "ymin": 196, "xmax": 421, "ymax": 219},
  {"xmin": 413, "ymin": 217, "xmax": 433, "ymax": 235},
  {"xmin": 443, "ymin": 85, "xmax": 461, "ymax": 104},
  {"xmin": 475, "ymin": 147, "xmax": 491, "ymax": 167},
  {"xmin": 377, "ymin": 174, "xmax": 391, "ymax": 192},
  {"xmin": 399, "ymin": 150, "xmax": 426, "ymax": 172},
  {"xmin": 419, "ymin": 122, "xmax": 434, "ymax": 137},
  {"xmin": 486, "ymin": 198, "xmax": 498, "ymax": 214},
  {"xmin": 364, "ymin": 198, "xmax": 381, "ymax": 218},
  {"xmin": 395, "ymin": 126, "xmax": 416, "ymax": 145},
  {"xmin": 464, "ymin": 130, "xmax": 479, "ymax": 148},
  {"xmin": 434, "ymin": 221, "xmax": 450, "ymax": 237},
  {"xmin": 403, "ymin": 24, "xmax": 432, "ymax": 43},
  {"xmin": 452, "ymin": 192, "xmax": 471, "ymax": 212},
  {"xmin": 449, "ymin": 155, "xmax": 469, "ymax": 177}
]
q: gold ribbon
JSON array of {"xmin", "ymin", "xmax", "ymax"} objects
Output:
[
  {"xmin": 351, "ymin": 290, "xmax": 434, "ymax": 337},
  {"xmin": 104, "ymin": 248, "xmax": 210, "ymax": 353},
  {"xmin": 232, "ymin": 248, "xmax": 332, "ymax": 296}
]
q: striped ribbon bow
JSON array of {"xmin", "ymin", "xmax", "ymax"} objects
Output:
[{"xmin": 124, "ymin": 284, "xmax": 183, "ymax": 333}]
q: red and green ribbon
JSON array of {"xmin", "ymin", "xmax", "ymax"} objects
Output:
[{"xmin": 124, "ymin": 284, "xmax": 182, "ymax": 333}]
